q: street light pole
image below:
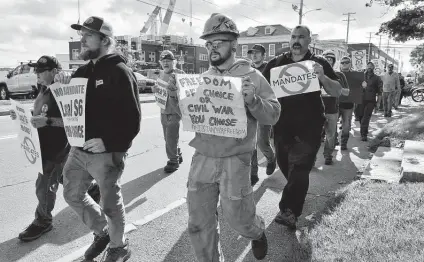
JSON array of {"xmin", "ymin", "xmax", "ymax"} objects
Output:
[{"xmin": 299, "ymin": 0, "xmax": 304, "ymax": 24}]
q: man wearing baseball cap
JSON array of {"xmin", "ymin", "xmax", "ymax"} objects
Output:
[
  {"xmin": 10, "ymin": 56, "xmax": 100, "ymax": 242},
  {"xmin": 56, "ymin": 16, "xmax": 141, "ymax": 262},
  {"xmin": 247, "ymin": 44, "xmax": 277, "ymax": 186},
  {"xmin": 154, "ymin": 50, "xmax": 184, "ymax": 173}
]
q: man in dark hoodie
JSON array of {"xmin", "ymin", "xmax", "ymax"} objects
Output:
[
  {"xmin": 262, "ymin": 25, "xmax": 342, "ymax": 230},
  {"xmin": 187, "ymin": 14, "xmax": 280, "ymax": 261},
  {"xmin": 55, "ymin": 16, "xmax": 141, "ymax": 262},
  {"xmin": 248, "ymin": 44, "xmax": 276, "ymax": 186},
  {"xmin": 358, "ymin": 62, "xmax": 382, "ymax": 141}
]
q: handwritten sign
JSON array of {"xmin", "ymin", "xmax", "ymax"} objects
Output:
[
  {"xmin": 50, "ymin": 78, "xmax": 87, "ymax": 147},
  {"xmin": 352, "ymin": 50, "xmax": 367, "ymax": 71},
  {"xmin": 155, "ymin": 79, "xmax": 168, "ymax": 110},
  {"xmin": 270, "ymin": 61, "xmax": 320, "ymax": 98},
  {"xmin": 176, "ymin": 74, "xmax": 247, "ymax": 138},
  {"xmin": 11, "ymin": 100, "xmax": 43, "ymax": 174}
]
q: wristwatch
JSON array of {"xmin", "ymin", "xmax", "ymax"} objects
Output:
[{"xmin": 46, "ymin": 117, "xmax": 52, "ymax": 126}]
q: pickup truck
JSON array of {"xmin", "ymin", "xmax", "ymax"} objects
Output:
[{"xmin": 0, "ymin": 63, "xmax": 38, "ymax": 100}]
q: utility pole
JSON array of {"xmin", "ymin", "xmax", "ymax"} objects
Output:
[
  {"xmin": 385, "ymin": 37, "xmax": 390, "ymax": 70},
  {"xmin": 299, "ymin": 0, "xmax": 304, "ymax": 24},
  {"xmin": 378, "ymin": 34, "xmax": 382, "ymax": 58},
  {"xmin": 368, "ymin": 32, "xmax": 375, "ymax": 62},
  {"xmin": 189, "ymin": 0, "xmax": 193, "ymax": 44},
  {"xmin": 343, "ymin": 12, "xmax": 356, "ymax": 44}
]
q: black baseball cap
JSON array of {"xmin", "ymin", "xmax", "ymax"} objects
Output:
[
  {"xmin": 71, "ymin": 16, "xmax": 114, "ymax": 37},
  {"xmin": 160, "ymin": 50, "xmax": 175, "ymax": 60},
  {"xmin": 29, "ymin": 56, "xmax": 62, "ymax": 73},
  {"xmin": 247, "ymin": 44, "xmax": 266, "ymax": 54}
]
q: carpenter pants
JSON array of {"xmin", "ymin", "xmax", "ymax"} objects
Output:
[
  {"xmin": 161, "ymin": 113, "xmax": 181, "ymax": 164},
  {"xmin": 187, "ymin": 151, "xmax": 265, "ymax": 262},
  {"xmin": 275, "ymin": 132, "xmax": 322, "ymax": 217},
  {"xmin": 63, "ymin": 147, "xmax": 127, "ymax": 248},
  {"xmin": 358, "ymin": 101, "xmax": 376, "ymax": 137}
]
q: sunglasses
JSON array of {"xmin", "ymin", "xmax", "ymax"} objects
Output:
[
  {"xmin": 205, "ymin": 40, "xmax": 232, "ymax": 50},
  {"xmin": 340, "ymin": 61, "xmax": 351, "ymax": 65}
]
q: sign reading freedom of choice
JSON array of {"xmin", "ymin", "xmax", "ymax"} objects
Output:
[
  {"xmin": 50, "ymin": 78, "xmax": 87, "ymax": 147},
  {"xmin": 269, "ymin": 61, "xmax": 320, "ymax": 98},
  {"xmin": 11, "ymin": 99, "xmax": 43, "ymax": 174},
  {"xmin": 176, "ymin": 74, "xmax": 248, "ymax": 139},
  {"xmin": 155, "ymin": 78, "xmax": 168, "ymax": 110}
]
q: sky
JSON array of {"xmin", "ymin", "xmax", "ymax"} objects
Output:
[{"xmin": 0, "ymin": 0, "xmax": 421, "ymax": 72}]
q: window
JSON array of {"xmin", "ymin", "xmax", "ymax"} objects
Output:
[
  {"xmin": 149, "ymin": 52, "xmax": 156, "ymax": 62},
  {"xmin": 241, "ymin": 45, "xmax": 248, "ymax": 57},
  {"xmin": 13, "ymin": 66, "xmax": 21, "ymax": 76},
  {"xmin": 269, "ymin": 44, "xmax": 275, "ymax": 57},
  {"xmin": 199, "ymin": 67, "xmax": 208, "ymax": 73},
  {"xmin": 141, "ymin": 51, "xmax": 145, "ymax": 62},
  {"xmin": 281, "ymin": 42, "xmax": 289, "ymax": 49},
  {"xmin": 199, "ymin": 53, "xmax": 208, "ymax": 61},
  {"xmin": 21, "ymin": 65, "xmax": 30, "ymax": 74},
  {"xmin": 265, "ymin": 27, "xmax": 271, "ymax": 35},
  {"xmin": 72, "ymin": 49, "xmax": 79, "ymax": 60}
]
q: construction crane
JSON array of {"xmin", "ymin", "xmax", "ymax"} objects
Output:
[{"xmin": 139, "ymin": 0, "xmax": 177, "ymax": 40}]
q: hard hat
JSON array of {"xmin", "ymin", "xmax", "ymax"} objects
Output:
[
  {"xmin": 323, "ymin": 50, "xmax": 336, "ymax": 59},
  {"xmin": 200, "ymin": 13, "xmax": 239, "ymax": 40}
]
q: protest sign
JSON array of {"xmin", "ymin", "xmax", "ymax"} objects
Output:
[
  {"xmin": 11, "ymin": 100, "xmax": 43, "ymax": 174},
  {"xmin": 154, "ymin": 79, "xmax": 168, "ymax": 110},
  {"xmin": 49, "ymin": 78, "xmax": 87, "ymax": 147},
  {"xmin": 176, "ymin": 74, "xmax": 247, "ymax": 139},
  {"xmin": 270, "ymin": 61, "xmax": 320, "ymax": 98},
  {"xmin": 340, "ymin": 71, "xmax": 364, "ymax": 104},
  {"xmin": 372, "ymin": 59, "xmax": 384, "ymax": 76},
  {"xmin": 351, "ymin": 50, "xmax": 367, "ymax": 71}
]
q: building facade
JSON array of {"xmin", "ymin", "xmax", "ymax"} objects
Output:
[{"xmin": 348, "ymin": 43, "xmax": 399, "ymax": 72}]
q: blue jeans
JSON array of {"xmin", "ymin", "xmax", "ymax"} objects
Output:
[
  {"xmin": 187, "ymin": 151, "xmax": 265, "ymax": 262},
  {"xmin": 63, "ymin": 147, "xmax": 127, "ymax": 248},
  {"xmin": 337, "ymin": 108, "xmax": 353, "ymax": 146},
  {"xmin": 323, "ymin": 113, "xmax": 338, "ymax": 159},
  {"xmin": 383, "ymin": 92, "xmax": 393, "ymax": 116},
  {"xmin": 161, "ymin": 114, "xmax": 181, "ymax": 164},
  {"xmin": 251, "ymin": 124, "xmax": 275, "ymax": 176}
]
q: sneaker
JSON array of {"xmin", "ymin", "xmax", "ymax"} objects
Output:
[
  {"xmin": 361, "ymin": 136, "xmax": 368, "ymax": 142},
  {"xmin": 251, "ymin": 175, "xmax": 259, "ymax": 186},
  {"xmin": 324, "ymin": 158, "xmax": 333, "ymax": 165},
  {"xmin": 341, "ymin": 145, "xmax": 347, "ymax": 151},
  {"xmin": 18, "ymin": 223, "xmax": 53, "ymax": 242},
  {"xmin": 84, "ymin": 233, "xmax": 110, "ymax": 260},
  {"xmin": 266, "ymin": 160, "xmax": 276, "ymax": 175},
  {"xmin": 251, "ymin": 232, "xmax": 268, "ymax": 260},
  {"xmin": 178, "ymin": 155, "xmax": 183, "ymax": 164},
  {"xmin": 104, "ymin": 239, "xmax": 131, "ymax": 262},
  {"xmin": 164, "ymin": 161, "xmax": 179, "ymax": 173},
  {"xmin": 275, "ymin": 209, "xmax": 297, "ymax": 229}
]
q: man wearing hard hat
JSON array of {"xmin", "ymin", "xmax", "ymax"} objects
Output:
[{"xmin": 186, "ymin": 13, "xmax": 281, "ymax": 261}]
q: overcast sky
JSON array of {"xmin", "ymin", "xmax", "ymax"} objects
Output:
[{"xmin": 0, "ymin": 0, "xmax": 420, "ymax": 72}]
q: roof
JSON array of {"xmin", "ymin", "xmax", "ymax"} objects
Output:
[{"xmin": 239, "ymin": 24, "xmax": 292, "ymax": 38}]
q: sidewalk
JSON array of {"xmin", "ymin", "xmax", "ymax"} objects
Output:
[{"xmin": 0, "ymin": 94, "xmax": 156, "ymax": 116}]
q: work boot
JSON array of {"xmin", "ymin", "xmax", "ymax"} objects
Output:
[
  {"xmin": 361, "ymin": 136, "xmax": 368, "ymax": 142},
  {"xmin": 251, "ymin": 175, "xmax": 259, "ymax": 186},
  {"xmin": 341, "ymin": 144, "xmax": 347, "ymax": 151},
  {"xmin": 266, "ymin": 159, "xmax": 276, "ymax": 175},
  {"xmin": 178, "ymin": 148, "xmax": 183, "ymax": 164},
  {"xmin": 164, "ymin": 161, "xmax": 179, "ymax": 173},
  {"xmin": 84, "ymin": 232, "xmax": 110, "ymax": 260},
  {"xmin": 324, "ymin": 157, "xmax": 333, "ymax": 165},
  {"xmin": 275, "ymin": 209, "xmax": 297, "ymax": 230},
  {"xmin": 104, "ymin": 239, "xmax": 131, "ymax": 262},
  {"xmin": 335, "ymin": 139, "xmax": 340, "ymax": 146},
  {"xmin": 18, "ymin": 223, "xmax": 53, "ymax": 242},
  {"xmin": 251, "ymin": 232, "xmax": 268, "ymax": 260}
]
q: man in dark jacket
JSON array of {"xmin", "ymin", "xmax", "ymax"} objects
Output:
[
  {"xmin": 262, "ymin": 25, "xmax": 342, "ymax": 229},
  {"xmin": 56, "ymin": 16, "xmax": 141, "ymax": 262},
  {"xmin": 248, "ymin": 44, "xmax": 276, "ymax": 186},
  {"xmin": 358, "ymin": 62, "xmax": 382, "ymax": 141}
]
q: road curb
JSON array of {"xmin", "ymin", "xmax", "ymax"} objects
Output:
[{"xmin": 0, "ymin": 99, "xmax": 156, "ymax": 116}]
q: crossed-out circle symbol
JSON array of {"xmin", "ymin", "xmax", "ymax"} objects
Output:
[
  {"xmin": 23, "ymin": 137, "xmax": 37, "ymax": 164},
  {"xmin": 278, "ymin": 63, "xmax": 311, "ymax": 95},
  {"xmin": 354, "ymin": 51, "xmax": 365, "ymax": 69}
]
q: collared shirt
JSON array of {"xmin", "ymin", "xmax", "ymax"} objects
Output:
[{"xmin": 381, "ymin": 71, "xmax": 400, "ymax": 92}]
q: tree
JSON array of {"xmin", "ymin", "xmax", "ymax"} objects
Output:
[
  {"xmin": 366, "ymin": 0, "xmax": 424, "ymax": 42},
  {"xmin": 410, "ymin": 43, "xmax": 424, "ymax": 66}
]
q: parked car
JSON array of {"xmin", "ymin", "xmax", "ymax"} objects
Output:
[
  {"xmin": 134, "ymin": 72, "xmax": 156, "ymax": 93},
  {"xmin": 0, "ymin": 63, "xmax": 38, "ymax": 100}
]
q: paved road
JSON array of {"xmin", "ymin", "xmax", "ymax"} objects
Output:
[{"xmin": 0, "ymin": 103, "xmax": 411, "ymax": 262}]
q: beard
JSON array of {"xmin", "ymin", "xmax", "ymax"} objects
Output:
[
  {"xmin": 79, "ymin": 47, "xmax": 101, "ymax": 61},
  {"xmin": 210, "ymin": 48, "xmax": 232, "ymax": 66}
]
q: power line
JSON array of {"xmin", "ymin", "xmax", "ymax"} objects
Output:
[{"xmin": 202, "ymin": 0, "xmax": 266, "ymax": 24}]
